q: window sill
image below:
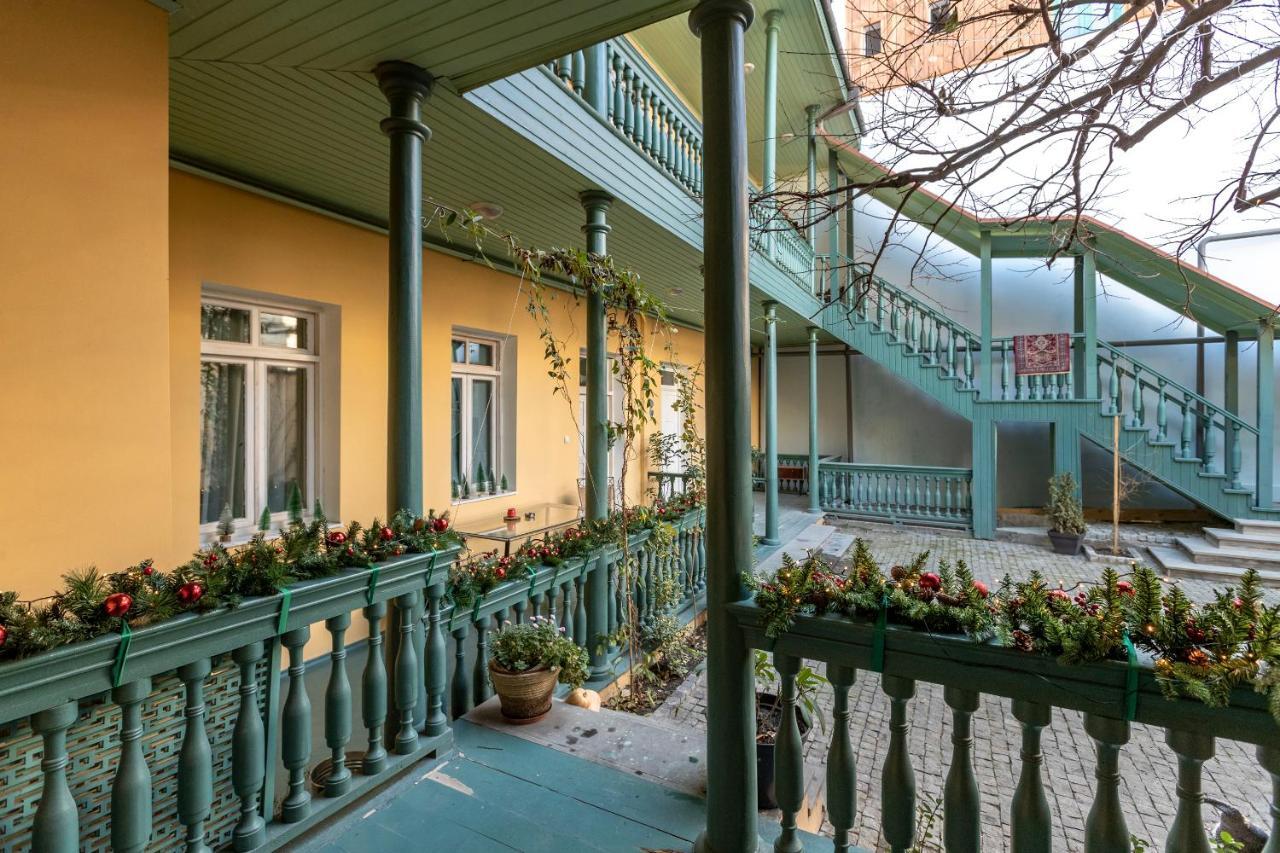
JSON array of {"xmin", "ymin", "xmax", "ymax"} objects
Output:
[
  {"xmin": 200, "ymin": 520, "xmax": 340, "ymax": 549},
  {"xmin": 452, "ymin": 490, "xmax": 520, "ymax": 506}
]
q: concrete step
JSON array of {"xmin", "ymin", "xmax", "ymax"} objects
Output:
[
  {"xmin": 1236, "ymin": 517, "xmax": 1280, "ymax": 536},
  {"xmin": 1147, "ymin": 545, "xmax": 1280, "ymax": 587},
  {"xmin": 1204, "ymin": 526, "xmax": 1280, "ymax": 552},
  {"xmin": 1173, "ymin": 535, "xmax": 1280, "ymax": 570}
]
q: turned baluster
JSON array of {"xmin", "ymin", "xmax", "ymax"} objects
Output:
[
  {"xmin": 1230, "ymin": 423, "xmax": 1245, "ymax": 489},
  {"xmin": 571, "ymin": 49, "xmax": 585, "ymax": 92},
  {"xmin": 1001, "ymin": 342, "xmax": 1011, "ymax": 399},
  {"xmin": 474, "ymin": 612, "xmax": 493, "ymax": 706},
  {"xmin": 512, "ymin": 597, "xmax": 527, "ymax": 625},
  {"xmin": 638, "ymin": 83, "xmax": 652, "ymax": 154},
  {"xmin": 698, "ymin": 526, "xmax": 708, "ymax": 592},
  {"xmin": 1032, "ymin": 373, "xmax": 1044, "ymax": 401},
  {"xmin": 451, "ymin": 620, "xmax": 473, "ymax": 718},
  {"xmin": 31, "ymin": 700, "xmax": 80, "ymax": 853},
  {"xmin": 772, "ymin": 653, "xmax": 805, "ymax": 853},
  {"xmin": 609, "ymin": 557, "xmax": 622, "ymax": 646},
  {"xmin": 1156, "ymin": 379, "xmax": 1169, "ymax": 442},
  {"xmin": 1083, "ymin": 713, "xmax": 1130, "ymax": 853},
  {"xmin": 177, "ymin": 659, "xmax": 214, "ymax": 853},
  {"xmin": 323, "ymin": 613, "xmax": 353, "ymax": 796},
  {"xmin": 393, "ymin": 591, "xmax": 419, "ymax": 753},
  {"xmin": 560, "ymin": 577, "xmax": 575, "ymax": 635},
  {"xmin": 573, "ymin": 571, "xmax": 588, "ymax": 646},
  {"xmin": 557, "ymin": 54, "xmax": 572, "ymax": 86},
  {"xmin": 231, "ymin": 643, "xmax": 267, "ymax": 850},
  {"xmin": 623, "ymin": 68, "xmax": 638, "ymax": 141},
  {"xmin": 926, "ymin": 317, "xmax": 938, "ymax": 364},
  {"xmin": 827, "ymin": 665, "xmax": 858, "ymax": 853},
  {"xmin": 362, "ymin": 600, "xmax": 388, "ymax": 775},
  {"xmin": 1132, "ymin": 368, "xmax": 1146, "ymax": 429},
  {"xmin": 411, "ymin": 591, "xmax": 427, "ymax": 731},
  {"xmin": 1202, "ymin": 413, "xmax": 1218, "ymax": 473},
  {"xmin": 907, "ymin": 306, "xmax": 919, "ymax": 352},
  {"xmin": 1165, "ymin": 729, "xmax": 1214, "ymax": 853},
  {"xmin": 281, "ymin": 626, "xmax": 311, "ymax": 821},
  {"xmin": 964, "ymin": 337, "xmax": 975, "ymax": 388},
  {"xmin": 1259, "ymin": 746, "xmax": 1280, "ymax": 853},
  {"xmin": 944, "ymin": 687, "xmax": 981, "ymax": 853},
  {"xmin": 112, "ymin": 678, "xmax": 153, "ymax": 853},
  {"xmin": 425, "ymin": 583, "xmax": 449, "ymax": 736},
  {"xmin": 882, "ymin": 676, "xmax": 917, "ymax": 853},
  {"xmin": 610, "ymin": 53, "xmax": 624, "ymax": 127},
  {"xmin": 1110, "ymin": 362, "xmax": 1122, "ymax": 415},
  {"xmin": 1010, "ymin": 700, "xmax": 1051, "ymax": 853},
  {"xmin": 1181, "ymin": 395, "xmax": 1196, "ymax": 458},
  {"xmin": 636, "ymin": 548, "xmax": 649, "ymax": 623}
]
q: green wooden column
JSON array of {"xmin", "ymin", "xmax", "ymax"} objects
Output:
[
  {"xmin": 762, "ymin": 8, "xmax": 782, "ymax": 260},
  {"xmin": 763, "ymin": 301, "xmax": 781, "ymax": 544},
  {"xmin": 1257, "ymin": 322, "xmax": 1274, "ymax": 509},
  {"xmin": 807, "ymin": 327, "xmax": 822, "ymax": 514},
  {"xmin": 375, "ymin": 60, "xmax": 434, "ymax": 517},
  {"xmin": 1225, "ymin": 330, "xmax": 1241, "ymax": 487},
  {"xmin": 805, "ymin": 104, "xmax": 818, "ymax": 246},
  {"xmin": 827, "ymin": 150, "xmax": 840, "ymax": 299},
  {"xmin": 1074, "ymin": 252, "xmax": 1098, "ymax": 398},
  {"xmin": 971, "ymin": 408, "xmax": 997, "ymax": 539},
  {"xmin": 979, "ymin": 230, "xmax": 993, "ymax": 397},
  {"xmin": 690, "ymin": 1, "xmax": 761, "ymax": 850},
  {"xmin": 581, "ymin": 190, "xmax": 615, "ymax": 680}
]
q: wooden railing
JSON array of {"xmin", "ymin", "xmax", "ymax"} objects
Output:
[
  {"xmin": 753, "ymin": 453, "xmax": 822, "ymax": 495},
  {"xmin": 727, "ymin": 603, "xmax": 1280, "ymax": 853},
  {"xmin": 0, "ymin": 509, "xmax": 705, "ymax": 852},
  {"xmin": 991, "ymin": 334, "xmax": 1088, "ymax": 401},
  {"xmin": 818, "ymin": 461, "xmax": 973, "ymax": 529},
  {"xmin": 649, "ymin": 470, "xmax": 694, "ymax": 500}
]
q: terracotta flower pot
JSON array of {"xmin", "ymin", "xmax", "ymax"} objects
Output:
[{"xmin": 489, "ymin": 660, "xmax": 560, "ymax": 724}]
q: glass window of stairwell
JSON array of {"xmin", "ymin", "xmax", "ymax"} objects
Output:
[{"xmin": 199, "ymin": 294, "xmax": 320, "ymax": 539}]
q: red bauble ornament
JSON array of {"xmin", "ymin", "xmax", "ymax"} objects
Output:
[
  {"xmin": 0, "ymin": 624, "xmax": 7, "ymax": 646},
  {"xmin": 328, "ymin": 531, "xmax": 347, "ymax": 546},
  {"xmin": 971, "ymin": 580, "xmax": 989, "ymax": 598},
  {"xmin": 432, "ymin": 517, "xmax": 450, "ymax": 533},
  {"xmin": 496, "ymin": 567, "xmax": 506, "ymax": 579},
  {"xmin": 918, "ymin": 572, "xmax": 942, "ymax": 592},
  {"xmin": 380, "ymin": 526, "xmax": 394, "ymax": 541},
  {"xmin": 177, "ymin": 581, "xmax": 204, "ymax": 604},
  {"xmin": 1116, "ymin": 580, "xmax": 1134, "ymax": 596},
  {"xmin": 103, "ymin": 592, "xmax": 133, "ymax": 618},
  {"xmin": 1233, "ymin": 597, "xmax": 1245, "ymax": 610}
]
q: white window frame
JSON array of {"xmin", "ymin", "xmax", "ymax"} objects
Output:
[
  {"xmin": 199, "ymin": 294, "xmax": 320, "ymax": 541},
  {"xmin": 452, "ymin": 332, "xmax": 504, "ymax": 493}
]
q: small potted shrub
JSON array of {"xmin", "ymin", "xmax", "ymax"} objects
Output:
[
  {"xmin": 489, "ymin": 616, "xmax": 588, "ymax": 724},
  {"xmin": 1046, "ymin": 472, "xmax": 1087, "ymax": 555}
]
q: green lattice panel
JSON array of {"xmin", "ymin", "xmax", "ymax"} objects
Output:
[{"xmin": 0, "ymin": 657, "xmax": 267, "ymax": 851}]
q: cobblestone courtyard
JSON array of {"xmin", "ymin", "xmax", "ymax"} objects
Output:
[{"xmin": 653, "ymin": 512, "xmax": 1273, "ymax": 852}]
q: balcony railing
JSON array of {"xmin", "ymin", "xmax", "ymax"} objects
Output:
[
  {"xmin": 818, "ymin": 461, "xmax": 973, "ymax": 529},
  {"xmin": 728, "ymin": 601, "xmax": 1280, "ymax": 853},
  {"xmin": 0, "ymin": 508, "xmax": 705, "ymax": 852}
]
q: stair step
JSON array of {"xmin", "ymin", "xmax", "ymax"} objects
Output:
[
  {"xmin": 1204, "ymin": 527, "xmax": 1280, "ymax": 551},
  {"xmin": 1236, "ymin": 517, "xmax": 1280, "ymax": 535},
  {"xmin": 1173, "ymin": 535, "xmax": 1280, "ymax": 570},
  {"xmin": 1148, "ymin": 545, "xmax": 1280, "ymax": 587}
]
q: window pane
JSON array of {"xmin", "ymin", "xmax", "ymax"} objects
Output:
[
  {"xmin": 200, "ymin": 362, "xmax": 247, "ymax": 523},
  {"xmin": 260, "ymin": 312, "xmax": 309, "ymax": 350},
  {"xmin": 864, "ymin": 24, "xmax": 882, "ymax": 56},
  {"xmin": 265, "ymin": 366, "xmax": 307, "ymax": 513},
  {"xmin": 452, "ymin": 340, "xmax": 467, "ymax": 363},
  {"xmin": 451, "ymin": 377, "xmax": 463, "ymax": 484},
  {"xmin": 471, "ymin": 379, "xmax": 493, "ymax": 481},
  {"xmin": 201, "ymin": 304, "xmax": 251, "ymax": 342},
  {"xmin": 468, "ymin": 341, "xmax": 494, "ymax": 366}
]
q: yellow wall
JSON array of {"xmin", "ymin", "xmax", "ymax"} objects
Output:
[
  {"xmin": 0, "ymin": 0, "xmax": 172, "ymax": 599},
  {"xmin": 169, "ymin": 172, "xmax": 704, "ymax": 569}
]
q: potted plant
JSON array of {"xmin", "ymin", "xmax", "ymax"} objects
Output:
[
  {"xmin": 1046, "ymin": 472, "xmax": 1087, "ymax": 555},
  {"xmin": 489, "ymin": 616, "xmax": 588, "ymax": 724},
  {"xmin": 753, "ymin": 650, "xmax": 827, "ymax": 810}
]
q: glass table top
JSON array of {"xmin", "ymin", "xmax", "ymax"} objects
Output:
[{"xmin": 452, "ymin": 502, "xmax": 583, "ymax": 542}]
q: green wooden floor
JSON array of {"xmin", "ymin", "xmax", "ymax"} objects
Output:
[{"xmin": 304, "ymin": 719, "xmax": 839, "ymax": 852}]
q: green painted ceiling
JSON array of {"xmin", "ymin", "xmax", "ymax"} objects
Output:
[{"xmin": 167, "ymin": 0, "xmax": 842, "ymax": 347}]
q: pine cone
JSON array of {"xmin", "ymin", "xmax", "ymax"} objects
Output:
[
  {"xmin": 1012, "ymin": 630, "xmax": 1033, "ymax": 652},
  {"xmin": 890, "ymin": 565, "xmax": 907, "ymax": 582}
]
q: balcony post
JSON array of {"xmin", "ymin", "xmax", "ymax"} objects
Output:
[
  {"xmin": 971, "ymin": 407, "xmax": 997, "ymax": 539},
  {"xmin": 689, "ymin": 1, "xmax": 761, "ymax": 850},
  {"xmin": 581, "ymin": 189, "xmax": 614, "ymax": 679},
  {"xmin": 1225, "ymin": 330, "xmax": 1240, "ymax": 485},
  {"xmin": 827, "ymin": 150, "xmax": 840, "ymax": 301},
  {"xmin": 1257, "ymin": 321, "xmax": 1274, "ymax": 508},
  {"xmin": 1074, "ymin": 251, "xmax": 1098, "ymax": 398},
  {"xmin": 805, "ymin": 104, "xmax": 818, "ymax": 247},
  {"xmin": 979, "ymin": 229, "xmax": 993, "ymax": 397},
  {"xmin": 763, "ymin": 300, "xmax": 781, "ymax": 544},
  {"xmin": 582, "ymin": 44, "xmax": 609, "ymax": 114},
  {"xmin": 376, "ymin": 60, "xmax": 434, "ymax": 516},
  {"xmin": 807, "ymin": 327, "xmax": 822, "ymax": 514},
  {"xmin": 762, "ymin": 9, "xmax": 782, "ymax": 259}
]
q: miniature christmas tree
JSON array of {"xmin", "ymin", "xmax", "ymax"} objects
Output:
[
  {"xmin": 286, "ymin": 481, "xmax": 305, "ymax": 526},
  {"xmin": 216, "ymin": 503, "xmax": 235, "ymax": 540},
  {"xmin": 475, "ymin": 461, "xmax": 487, "ymax": 492},
  {"xmin": 451, "ymin": 480, "xmax": 460, "ymax": 500},
  {"xmin": 312, "ymin": 498, "xmax": 327, "ymax": 525},
  {"xmin": 258, "ymin": 506, "xmax": 272, "ymax": 533},
  {"xmin": 500, "ymin": 473, "xmax": 509, "ymax": 492}
]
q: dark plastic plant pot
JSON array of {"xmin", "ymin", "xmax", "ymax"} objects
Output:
[
  {"xmin": 1047, "ymin": 530, "xmax": 1084, "ymax": 555},
  {"xmin": 755, "ymin": 691, "xmax": 811, "ymax": 810}
]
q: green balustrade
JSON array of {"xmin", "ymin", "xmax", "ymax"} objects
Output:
[
  {"xmin": 281, "ymin": 625, "xmax": 312, "ymax": 821},
  {"xmin": 1165, "ymin": 730, "xmax": 1214, "ymax": 853},
  {"xmin": 451, "ymin": 621, "xmax": 472, "ymax": 719},
  {"xmin": 772, "ymin": 653, "xmax": 805, "ymax": 853},
  {"xmin": 361, "ymin": 599, "xmax": 388, "ymax": 775},
  {"xmin": 323, "ymin": 613, "xmax": 353, "ymax": 797},
  {"xmin": 943, "ymin": 686, "xmax": 981, "ymax": 853},
  {"xmin": 882, "ymin": 676, "xmax": 917, "ymax": 853},
  {"xmin": 111, "ymin": 678, "xmax": 153, "ymax": 853},
  {"xmin": 177, "ymin": 658, "xmax": 213, "ymax": 853},
  {"xmin": 231, "ymin": 642, "xmax": 266, "ymax": 850},
  {"xmin": 1010, "ymin": 700, "xmax": 1052, "ymax": 853},
  {"xmin": 826, "ymin": 665, "xmax": 857, "ymax": 853},
  {"xmin": 1083, "ymin": 713, "xmax": 1130, "ymax": 853},
  {"xmin": 393, "ymin": 590, "xmax": 420, "ymax": 754},
  {"xmin": 818, "ymin": 461, "xmax": 973, "ymax": 529},
  {"xmin": 473, "ymin": 612, "xmax": 493, "ymax": 706},
  {"xmin": 425, "ymin": 582, "xmax": 449, "ymax": 736},
  {"xmin": 32, "ymin": 700, "xmax": 79, "ymax": 853}
]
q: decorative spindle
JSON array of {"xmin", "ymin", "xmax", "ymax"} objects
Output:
[
  {"xmin": 772, "ymin": 654, "xmax": 804, "ymax": 853},
  {"xmin": 571, "ymin": 49, "xmax": 585, "ymax": 92},
  {"xmin": 882, "ymin": 676, "xmax": 917, "ymax": 853},
  {"xmin": 231, "ymin": 642, "xmax": 266, "ymax": 850},
  {"xmin": 1083, "ymin": 713, "xmax": 1130, "ymax": 853},
  {"xmin": 393, "ymin": 591, "xmax": 419, "ymax": 753},
  {"xmin": 474, "ymin": 612, "xmax": 493, "ymax": 706},
  {"xmin": 964, "ymin": 338, "xmax": 974, "ymax": 388},
  {"xmin": 943, "ymin": 687, "xmax": 981, "ymax": 853},
  {"xmin": 573, "ymin": 571, "xmax": 588, "ymax": 646},
  {"xmin": 1230, "ymin": 423, "xmax": 1245, "ymax": 489},
  {"xmin": 425, "ymin": 583, "xmax": 448, "ymax": 736},
  {"xmin": 112, "ymin": 678, "xmax": 153, "ymax": 853},
  {"xmin": 31, "ymin": 700, "xmax": 80, "ymax": 853},
  {"xmin": 323, "ymin": 613, "xmax": 353, "ymax": 797},
  {"xmin": 451, "ymin": 621, "xmax": 473, "ymax": 718},
  {"xmin": 1181, "ymin": 395, "xmax": 1195, "ymax": 458},
  {"xmin": 1165, "ymin": 730, "xmax": 1214, "ymax": 853},
  {"xmin": 362, "ymin": 600, "xmax": 388, "ymax": 775},
  {"xmin": 411, "ymin": 591, "xmax": 427, "ymax": 731},
  {"xmin": 1109, "ymin": 362, "xmax": 1121, "ymax": 414},
  {"xmin": 281, "ymin": 626, "xmax": 311, "ymax": 821},
  {"xmin": 1202, "ymin": 412, "xmax": 1217, "ymax": 472},
  {"xmin": 1156, "ymin": 380, "xmax": 1169, "ymax": 442},
  {"xmin": 1131, "ymin": 367, "xmax": 1145, "ymax": 428},
  {"xmin": 827, "ymin": 665, "xmax": 857, "ymax": 853},
  {"xmin": 1010, "ymin": 700, "xmax": 1051, "ymax": 853},
  {"xmin": 177, "ymin": 659, "xmax": 214, "ymax": 853}
]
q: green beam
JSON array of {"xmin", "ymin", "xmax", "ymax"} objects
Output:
[
  {"xmin": 581, "ymin": 190, "xmax": 614, "ymax": 679},
  {"xmin": 1075, "ymin": 252, "xmax": 1099, "ymax": 398},
  {"xmin": 1257, "ymin": 323, "xmax": 1274, "ymax": 510},
  {"xmin": 376, "ymin": 61, "xmax": 434, "ymax": 517},
  {"xmin": 1225, "ymin": 330, "xmax": 1239, "ymax": 485},
  {"xmin": 689, "ymin": 1, "xmax": 761, "ymax": 850},
  {"xmin": 763, "ymin": 300, "xmax": 781, "ymax": 545},
  {"xmin": 807, "ymin": 327, "xmax": 822, "ymax": 514}
]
